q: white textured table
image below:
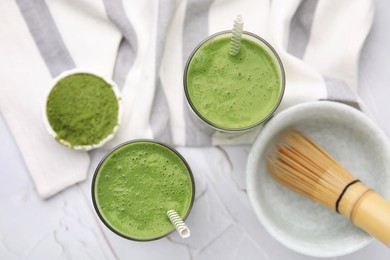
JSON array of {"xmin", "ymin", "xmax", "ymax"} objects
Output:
[{"xmin": 1, "ymin": 1, "xmax": 390, "ymax": 259}]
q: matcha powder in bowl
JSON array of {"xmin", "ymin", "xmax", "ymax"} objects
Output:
[{"xmin": 45, "ymin": 70, "xmax": 121, "ymax": 151}]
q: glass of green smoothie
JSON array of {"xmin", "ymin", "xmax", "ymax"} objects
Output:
[
  {"xmin": 184, "ymin": 31, "xmax": 285, "ymax": 132},
  {"xmin": 44, "ymin": 69, "xmax": 122, "ymax": 151},
  {"xmin": 91, "ymin": 140, "xmax": 195, "ymax": 241}
]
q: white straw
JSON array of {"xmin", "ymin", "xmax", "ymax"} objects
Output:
[
  {"xmin": 167, "ymin": 210, "xmax": 190, "ymax": 238},
  {"xmin": 229, "ymin": 15, "xmax": 244, "ymax": 56}
]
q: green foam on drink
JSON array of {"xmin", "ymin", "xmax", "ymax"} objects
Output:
[
  {"xmin": 93, "ymin": 141, "xmax": 194, "ymax": 240},
  {"xmin": 186, "ymin": 36, "xmax": 282, "ymax": 129}
]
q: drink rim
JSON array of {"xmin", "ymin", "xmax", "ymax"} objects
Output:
[
  {"xmin": 183, "ymin": 30, "xmax": 286, "ymax": 132},
  {"xmin": 91, "ymin": 139, "xmax": 196, "ymax": 241}
]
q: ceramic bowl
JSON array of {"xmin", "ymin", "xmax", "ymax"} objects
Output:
[
  {"xmin": 246, "ymin": 101, "xmax": 390, "ymax": 257},
  {"xmin": 43, "ymin": 69, "xmax": 122, "ymax": 151}
]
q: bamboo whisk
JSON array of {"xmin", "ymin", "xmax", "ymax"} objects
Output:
[{"xmin": 267, "ymin": 131, "xmax": 390, "ymax": 247}]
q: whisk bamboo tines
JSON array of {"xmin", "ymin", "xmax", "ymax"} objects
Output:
[{"xmin": 267, "ymin": 131, "xmax": 390, "ymax": 247}]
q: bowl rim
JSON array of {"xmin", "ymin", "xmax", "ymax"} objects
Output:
[
  {"xmin": 43, "ymin": 68, "xmax": 122, "ymax": 151},
  {"xmin": 246, "ymin": 101, "xmax": 390, "ymax": 257}
]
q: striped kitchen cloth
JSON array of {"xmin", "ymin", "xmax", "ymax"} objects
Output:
[{"xmin": 0, "ymin": 0, "xmax": 374, "ymax": 198}]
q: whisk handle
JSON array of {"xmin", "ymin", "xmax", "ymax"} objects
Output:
[{"xmin": 351, "ymin": 190, "xmax": 390, "ymax": 247}]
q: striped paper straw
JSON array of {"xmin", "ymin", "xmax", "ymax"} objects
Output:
[
  {"xmin": 229, "ymin": 15, "xmax": 244, "ymax": 56},
  {"xmin": 167, "ymin": 210, "xmax": 190, "ymax": 238}
]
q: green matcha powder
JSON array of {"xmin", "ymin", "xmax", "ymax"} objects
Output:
[{"xmin": 46, "ymin": 73, "xmax": 119, "ymax": 147}]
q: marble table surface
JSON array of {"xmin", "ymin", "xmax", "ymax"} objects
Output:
[{"xmin": 1, "ymin": 1, "xmax": 390, "ymax": 259}]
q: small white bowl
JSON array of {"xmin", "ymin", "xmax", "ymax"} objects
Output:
[
  {"xmin": 246, "ymin": 101, "xmax": 390, "ymax": 257},
  {"xmin": 43, "ymin": 69, "xmax": 122, "ymax": 151}
]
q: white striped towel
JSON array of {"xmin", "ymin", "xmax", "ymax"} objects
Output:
[{"xmin": 0, "ymin": 0, "xmax": 374, "ymax": 198}]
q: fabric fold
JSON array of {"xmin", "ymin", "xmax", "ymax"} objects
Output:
[{"xmin": 0, "ymin": 0, "xmax": 374, "ymax": 198}]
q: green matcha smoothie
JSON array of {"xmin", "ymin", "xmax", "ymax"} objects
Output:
[
  {"xmin": 185, "ymin": 31, "xmax": 284, "ymax": 131},
  {"xmin": 92, "ymin": 141, "xmax": 194, "ymax": 241}
]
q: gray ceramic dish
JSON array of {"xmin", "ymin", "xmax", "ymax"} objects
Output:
[{"xmin": 246, "ymin": 101, "xmax": 390, "ymax": 257}]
